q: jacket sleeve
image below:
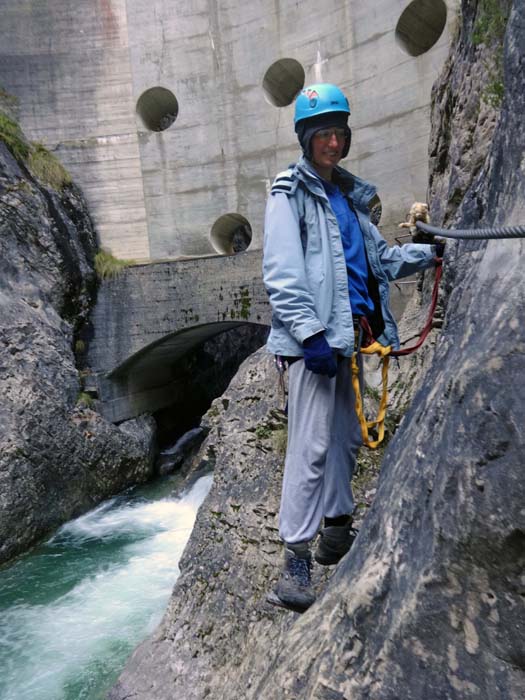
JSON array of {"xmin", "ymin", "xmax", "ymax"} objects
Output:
[
  {"xmin": 369, "ymin": 223, "xmax": 437, "ymax": 281},
  {"xmin": 263, "ymin": 193, "xmax": 325, "ymax": 344}
]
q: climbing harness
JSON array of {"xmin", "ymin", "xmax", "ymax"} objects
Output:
[
  {"xmin": 351, "ymin": 258, "xmax": 443, "ymax": 449},
  {"xmin": 353, "ymin": 219, "xmax": 525, "ymax": 449},
  {"xmin": 351, "ymin": 336, "xmax": 392, "ymax": 449},
  {"xmin": 275, "ymin": 220, "xmax": 525, "ymax": 449}
]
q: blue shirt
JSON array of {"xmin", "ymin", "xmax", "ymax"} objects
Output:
[{"xmin": 323, "ymin": 180, "xmax": 375, "ymax": 317}]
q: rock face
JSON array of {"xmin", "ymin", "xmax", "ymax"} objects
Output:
[
  {"xmin": 108, "ymin": 349, "xmax": 294, "ymax": 699},
  {"xmin": 0, "ymin": 118, "xmax": 156, "ymax": 564},
  {"xmin": 110, "ymin": 1, "xmax": 525, "ymax": 698},
  {"xmin": 248, "ymin": 1, "xmax": 525, "ymax": 697},
  {"xmin": 109, "ymin": 347, "xmax": 385, "ymax": 700}
]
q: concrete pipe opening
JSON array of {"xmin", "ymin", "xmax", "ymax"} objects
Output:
[
  {"xmin": 395, "ymin": 0, "xmax": 447, "ymax": 57},
  {"xmin": 210, "ymin": 214, "xmax": 252, "ymax": 255},
  {"xmin": 136, "ymin": 87, "xmax": 179, "ymax": 131},
  {"xmin": 263, "ymin": 58, "xmax": 305, "ymax": 107}
]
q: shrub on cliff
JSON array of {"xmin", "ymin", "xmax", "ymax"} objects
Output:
[
  {"xmin": 28, "ymin": 142, "xmax": 72, "ymax": 189},
  {"xmin": 0, "ymin": 111, "xmax": 72, "ymax": 189},
  {"xmin": 0, "ymin": 112, "xmax": 30, "ymax": 161},
  {"xmin": 94, "ymin": 249, "xmax": 135, "ymax": 279}
]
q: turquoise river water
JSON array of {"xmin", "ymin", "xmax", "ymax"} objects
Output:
[{"xmin": 0, "ymin": 470, "xmax": 213, "ymax": 700}]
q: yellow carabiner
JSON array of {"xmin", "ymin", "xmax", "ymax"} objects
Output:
[{"xmin": 351, "ymin": 342, "xmax": 392, "ymax": 449}]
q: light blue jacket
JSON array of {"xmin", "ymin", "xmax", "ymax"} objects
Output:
[{"xmin": 263, "ymin": 157, "xmax": 437, "ymax": 356}]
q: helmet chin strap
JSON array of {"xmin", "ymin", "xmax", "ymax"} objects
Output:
[{"xmin": 342, "ymin": 128, "xmax": 352, "ymax": 158}]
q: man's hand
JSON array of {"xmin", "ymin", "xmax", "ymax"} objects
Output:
[
  {"xmin": 434, "ymin": 239, "xmax": 445, "ymax": 258},
  {"xmin": 303, "ymin": 332, "xmax": 337, "ymax": 378}
]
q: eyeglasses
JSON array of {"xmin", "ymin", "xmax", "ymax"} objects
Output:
[{"xmin": 314, "ymin": 127, "xmax": 347, "ymax": 141}]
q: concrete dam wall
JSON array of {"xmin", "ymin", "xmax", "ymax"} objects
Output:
[{"xmin": 0, "ymin": 0, "xmax": 457, "ymax": 261}]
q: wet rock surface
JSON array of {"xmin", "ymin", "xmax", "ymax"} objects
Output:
[
  {"xmin": 109, "ymin": 348, "xmax": 386, "ymax": 700},
  {"xmin": 110, "ymin": 1, "xmax": 524, "ymax": 698},
  {"xmin": 156, "ymin": 427, "xmax": 207, "ymax": 475},
  {"xmin": 108, "ymin": 349, "xmax": 291, "ymax": 699},
  {"xmin": 0, "ymin": 127, "xmax": 155, "ymax": 564}
]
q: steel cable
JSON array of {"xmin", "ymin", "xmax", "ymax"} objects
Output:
[{"xmin": 416, "ymin": 221, "xmax": 525, "ymax": 240}]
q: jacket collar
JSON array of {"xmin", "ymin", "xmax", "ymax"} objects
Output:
[{"xmin": 293, "ymin": 156, "xmax": 377, "ymax": 212}]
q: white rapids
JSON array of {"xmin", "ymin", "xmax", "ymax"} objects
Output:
[{"xmin": 0, "ymin": 472, "xmax": 213, "ymax": 700}]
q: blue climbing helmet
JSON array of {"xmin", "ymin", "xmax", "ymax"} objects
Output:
[
  {"xmin": 294, "ymin": 83, "xmax": 351, "ymax": 124},
  {"xmin": 294, "ymin": 83, "xmax": 352, "ymax": 159}
]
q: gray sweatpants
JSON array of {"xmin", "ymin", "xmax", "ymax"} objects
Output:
[{"xmin": 279, "ymin": 357, "xmax": 363, "ymax": 544}]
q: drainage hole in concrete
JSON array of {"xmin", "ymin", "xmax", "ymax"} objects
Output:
[
  {"xmin": 395, "ymin": 0, "xmax": 447, "ymax": 57},
  {"xmin": 210, "ymin": 214, "xmax": 252, "ymax": 255},
  {"xmin": 262, "ymin": 58, "xmax": 305, "ymax": 107},
  {"xmin": 136, "ymin": 86, "xmax": 179, "ymax": 131}
]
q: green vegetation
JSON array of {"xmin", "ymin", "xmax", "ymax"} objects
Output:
[
  {"xmin": 76, "ymin": 392, "xmax": 94, "ymax": 409},
  {"xmin": 271, "ymin": 425, "xmax": 288, "ymax": 456},
  {"xmin": 472, "ymin": 0, "xmax": 509, "ymax": 46},
  {"xmin": 254, "ymin": 424, "xmax": 272, "ymax": 441},
  {"xmin": 239, "ymin": 287, "xmax": 251, "ymax": 320},
  {"xmin": 94, "ymin": 249, "xmax": 135, "ymax": 279},
  {"xmin": 364, "ymin": 385, "xmax": 381, "ymax": 402},
  {"xmin": 0, "ymin": 111, "xmax": 72, "ymax": 188},
  {"xmin": 251, "ymin": 410, "xmax": 288, "ymax": 455},
  {"xmin": 28, "ymin": 142, "xmax": 71, "ymax": 189},
  {"xmin": 0, "ymin": 112, "xmax": 30, "ymax": 161},
  {"xmin": 483, "ymin": 74, "xmax": 505, "ymax": 108},
  {"xmin": 0, "ymin": 87, "xmax": 19, "ymax": 108},
  {"xmin": 472, "ymin": 0, "xmax": 510, "ymax": 109}
]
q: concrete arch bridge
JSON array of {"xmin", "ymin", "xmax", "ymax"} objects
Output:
[{"xmin": 86, "ymin": 250, "xmax": 270, "ymax": 423}]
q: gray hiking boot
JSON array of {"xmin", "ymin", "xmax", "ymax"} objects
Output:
[
  {"xmin": 269, "ymin": 545, "xmax": 315, "ymax": 612},
  {"xmin": 314, "ymin": 523, "xmax": 358, "ymax": 566}
]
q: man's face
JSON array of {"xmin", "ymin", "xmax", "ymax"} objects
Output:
[{"xmin": 311, "ymin": 127, "xmax": 346, "ymax": 171}]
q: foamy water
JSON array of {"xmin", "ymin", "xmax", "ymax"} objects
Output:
[{"xmin": 0, "ymin": 472, "xmax": 213, "ymax": 700}]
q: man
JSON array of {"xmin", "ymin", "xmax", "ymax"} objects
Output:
[{"xmin": 263, "ymin": 83, "xmax": 440, "ymax": 611}]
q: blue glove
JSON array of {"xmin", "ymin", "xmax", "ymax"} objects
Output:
[
  {"xmin": 434, "ymin": 239, "xmax": 445, "ymax": 258},
  {"xmin": 302, "ymin": 332, "xmax": 337, "ymax": 378}
]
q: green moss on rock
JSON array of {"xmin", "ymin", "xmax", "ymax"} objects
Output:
[
  {"xmin": 28, "ymin": 143, "xmax": 71, "ymax": 189},
  {"xmin": 0, "ymin": 112, "xmax": 30, "ymax": 161},
  {"xmin": 472, "ymin": 0, "xmax": 511, "ymax": 108},
  {"xmin": 94, "ymin": 249, "xmax": 135, "ymax": 280}
]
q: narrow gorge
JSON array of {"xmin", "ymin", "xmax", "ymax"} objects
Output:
[
  {"xmin": 110, "ymin": 2, "xmax": 525, "ymax": 698},
  {"xmin": 0, "ymin": 1, "xmax": 523, "ymax": 699}
]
